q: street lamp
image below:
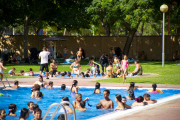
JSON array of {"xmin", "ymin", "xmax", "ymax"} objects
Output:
[{"xmin": 160, "ymin": 4, "xmax": 168, "ymax": 67}]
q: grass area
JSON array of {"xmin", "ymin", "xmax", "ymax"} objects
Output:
[{"xmin": 2, "ymin": 60, "xmax": 180, "ymax": 85}]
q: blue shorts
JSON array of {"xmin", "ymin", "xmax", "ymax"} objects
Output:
[
  {"xmin": 113, "ymin": 54, "xmax": 116, "ymax": 56},
  {"xmin": 8, "ymin": 71, "xmax": 12, "ymax": 74},
  {"xmin": 64, "ymin": 54, "xmax": 67, "ymax": 56}
]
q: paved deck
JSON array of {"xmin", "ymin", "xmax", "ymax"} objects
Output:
[{"xmin": 1, "ymin": 77, "xmax": 180, "ymax": 120}]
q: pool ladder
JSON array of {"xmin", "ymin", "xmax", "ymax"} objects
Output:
[
  {"xmin": 0, "ymin": 72, "xmax": 11, "ymax": 87},
  {"xmin": 43, "ymin": 101, "xmax": 76, "ymax": 120}
]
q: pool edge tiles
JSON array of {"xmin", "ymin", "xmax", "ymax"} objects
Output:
[{"xmin": 88, "ymin": 93, "xmax": 180, "ymax": 120}]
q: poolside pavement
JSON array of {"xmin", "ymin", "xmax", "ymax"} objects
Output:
[{"xmin": 1, "ymin": 77, "xmax": 180, "ymax": 120}]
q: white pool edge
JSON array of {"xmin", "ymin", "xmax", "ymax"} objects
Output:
[{"xmin": 88, "ymin": 93, "xmax": 180, "ymax": 120}]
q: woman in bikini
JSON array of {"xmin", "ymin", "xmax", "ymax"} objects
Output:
[
  {"xmin": 76, "ymin": 47, "xmax": 82, "ymax": 62},
  {"xmin": 106, "ymin": 63, "xmax": 113, "ymax": 78},
  {"xmin": 121, "ymin": 55, "xmax": 130, "ymax": 84},
  {"xmin": 114, "ymin": 56, "xmax": 120, "ymax": 72},
  {"xmin": 70, "ymin": 59, "xmax": 81, "ymax": 78}
]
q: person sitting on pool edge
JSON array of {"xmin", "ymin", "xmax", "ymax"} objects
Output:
[
  {"xmin": 12, "ymin": 80, "xmax": 20, "ymax": 89},
  {"xmin": 99, "ymin": 89, "xmax": 114, "ymax": 109},
  {"xmin": 59, "ymin": 97, "xmax": 73, "ymax": 114},
  {"xmin": 0, "ymin": 109, "xmax": 6, "ymax": 120},
  {"xmin": 94, "ymin": 82, "xmax": 101, "ymax": 94},
  {"xmin": 8, "ymin": 104, "xmax": 17, "ymax": 116},
  {"xmin": 130, "ymin": 60, "xmax": 142, "ymax": 76},
  {"xmin": 28, "ymin": 101, "xmax": 34, "ymax": 112},
  {"xmin": 48, "ymin": 81, "xmax": 53, "ymax": 89},
  {"xmin": 32, "ymin": 108, "xmax": 42, "ymax": 120},
  {"xmin": 33, "ymin": 75, "xmax": 47, "ymax": 88},
  {"xmin": 132, "ymin": 96, "xmax": 144, "ymax": 107},
  {"xmin": 70, "ymin": 80, "xmax": 79, "ymax": 94},
  {"xmin": 147, "ymin": 83, "xmax": 163, "ymax": 94},
  {"xmin": 73, "ymin": 93, "xmax": 89, "ymax": 111},
  {"xmin": 50, "ymin": 59, "xmax": 58, "ymax": 77},
  {"xmin": 143, "ymin": 93, "xmax": 157, "ymax": 104}
]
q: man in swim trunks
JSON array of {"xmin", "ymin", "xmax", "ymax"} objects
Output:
[
  {"xmin": 63, "ymin": 46, "xmax": 68, "ymax": 59},
  {"xmin": 0, "ymin": 58, "xmax": 7, "ymax": 81},
  {"xmin": 99, "ymin": 90, "xmax": 114, "ymax": 109},
  {"xmin": 50, "ymin": 59, "xmax": 58, "ymax": 77},
  {"xmin": 39, "ymin": 47, "xmax": 50, "ymax": 79},
  {"xmin": 130, "ymin": 60, "xmax": 142, "ymax": 76}
]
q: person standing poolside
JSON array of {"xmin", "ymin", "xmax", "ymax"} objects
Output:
[
  {"xmin": 0, "ymin": 58, "xmax": 7, "ymax": 81},
  {"xmin": 130, "ymin": 60, "xmax": 142, "ymax": 76},
  {"xmin": 121, "ymin": 55, "xmax": 130, "ymax": 83},
  {"xmin": 76, "ymin": 47, "xmax": 82, "ymax": 62},
  {"xmin": 50, "ymin": 59, "xmax": 58, "ymax": 77},
  {"xmin": 106, "ymin": 63, "xmax": 113, "ymax": 78},
  {"xmin": 39, "ymin": 47, "xmax": 50, "ymax": 79},
  {"xmin": 100, "ymin": 54, "xmax": 108, "ymax": 72},
  {"xmin": 63, "ymin": 46, "xmax": 68, "ymax": 59},
  {"xmin": 114, "ymin": 56, "xmax": 120, "ymax": 72},
  {"xmin": 70, "ymin": 59, "xmax": 81, "ymax": 78}
]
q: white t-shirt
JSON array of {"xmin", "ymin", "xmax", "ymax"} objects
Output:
[{"xmin": 39, "ymin": 51, "xmax": 50, "ymax": 64}]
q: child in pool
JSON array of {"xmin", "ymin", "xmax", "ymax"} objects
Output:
[
  {"xmin": 48, "ymin": 81, "xmax": 53, "ymax": 89},
  {"xmin": 29, "ymin": 68, "xmax": 34, "ymax": 76},
  {"xmin": 28, "ymin": 101, "xmax": 34, "ymax": 112},
  {"xmin": 61, "ymin": 84, "xmax": 66, "ymax": 90},
  {"xmin": 94, "ymin": 82, "xmax": 101, "ymax": 94},
  {"xmin": 12, "ymin": 80, "xmax": 20, "ymax": 89},
  {"xmin": 99, "ymin": 90, "xmax": 114, "ymax": 109},
  {"xmin": 70, "ymin": 80, "xmax": 79, "ymax": 94},
  {"xmin": 58, "ymin": 114, "xmax": 65, "ymax": 120},
  {"xmin": 73, "ymin": 93, "xmax": 89, "ymax": 110},
  {"xmin": 147, "ymin": 83, "xmax": 163, "ymax": 93},
  {"xmin": 121, "ymin": 55, "xmax": 130, "ymax": 83},
  {"xmin": 0, "ymin": 109, "xmax": 6, "ymax": 120},
  {"xmin": 8, "ymin": 67, "xmax": 16, "ymax": 76},
  {"xmin": 8, "ymin": 104, "xmax": 17, "ymax": 116},
  {"xmin": 132, "ymin": 96, "xmax": 144, "ymax": 107},
  {"xmin": 36, "ymin": 91, "xmax": 43, "ymax": 99},
  {"xmin": 143, "ymin": 93, "xmax": 157, "ymax": 104},
  {"xmin": 127, "ymin": 82, "xmax": 136, "ymax": 100},
  {"xmin": 32, "ymin": 108, "xmax": 42, "ymax": 120},
  {"xmin": 19, "ymin": 108, "xmax": 29, "ymax": 120},
  {"xmin": 31, "ymin": 84, "xmax": 41, "ymax": 98},
  {"xmin": 59, "ymin": 97, "xmax": 73, "ymax": 114},
  {"xmin": 32, "ymin": 104, "xmax": 39, "ymax": 115},
  {"xmin": 0, "ymin": 58, "xmax": 7, "ymax": 81},
  {"xmin": 114, "ymin": 95, "xmax": 131, "ymax": 111},
  {"xmin": 96, "ymin": 103, "xmax": 103, "ymax": 109}
]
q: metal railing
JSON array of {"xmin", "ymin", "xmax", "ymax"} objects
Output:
[
  {"xmin": 0, "ymin": 72, "xmax": 11, "ymax": 87},
  {"xmin": 43, "ymin": 101, "xmax": 76, "ymax": 120}
]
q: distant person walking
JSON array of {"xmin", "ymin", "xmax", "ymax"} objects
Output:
[
  {"xmin": 39, "ymin": 47, "xmax": 50, "ymax": 79},
  {"xmin": 100, "ymin": 54, "xmax": 108, "ymax": 72}
]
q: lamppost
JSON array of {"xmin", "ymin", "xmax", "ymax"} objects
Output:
[{"xmin": 160, "ymin": 4, "xmax": 168, "ymax": 67}]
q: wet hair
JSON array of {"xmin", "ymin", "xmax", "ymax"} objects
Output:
[
  {"xmin": 75, "ymin": 93, "xmax": 82, "ymax": 99},
  {"xmin": 143, "ymin": 93, "xmax": 150, "ymax": 98},
  {"xmin": 62, "ymin": 96, "xmax": 69, "ymax": 106},
  {"xmin": 129, "ymin": 82, "xmax": 135, "ymax": 91},
  {"xmin": 103, "ymin": 89, "xmax": 110, "ymax": 94},
  {"xmin": 34, "ymin": 108, "xmax": 42, "ymax": 116},
  {"xmin": 80, "ymin": 101, "xmax": 86, "ymax": 108},
  {"xmin": 8, "ymin": 104, "xmax": 17, "ymax": 115},
  {"xmin": 94, "ymin": 82, "xmax": 100, "ymax": 93},
  {"xmin": 96, "ymin": 103, "xmax": 102, "ymax": 109},
  {"xmin": 85, "ymin": 74, "xmax": 90, "ymax": 77},
  {"xmin": 0, "ymin": 109, "xmax": 5, "ymax": 115},
  {"xmin": 20, "ymin": 108, "xmax": 29, "ymax": 119},
  {"xmin": 58, "ymin": 114, "xmax": 65, "ymax": 120},
  {"xmin": 37, "ymin": 92, "xmax": 43, "ymax": 98},
  {"xmin": 152, "ymin": 83, "xmax": 157, "ymax": 91},
  {"xmin": 33, "ymin": 104, "xmax": 39, "ymax": 110},
  {"xmin": 34, "ymin": 84, "xmax": 40, "ymax": 91},
  {"xmin": 14, "ymin": 80, "xmax": 19, "ymax": 85},
  {"xmin": 28, "ymin": 101, "xmax": 34, "ymax": 107},
  {"xmin": 20, "ymin": 70, "xmax": 24, "ymax": 73},
  {"xmin": 61, "ymin": 84, "xmax": 66, "ymax": 90},
  {"xmin": 29, "ymin": 68, "xmax": 33, "ymax": 71},
  {"xmin": 38, "ymin": 75, "xmax": 43, "ymax": 81},
  {"xmin": 49, "ymin": 81, "xmax": 53, "ymax": 85},
  {"xmin": 70, "ymin": 80, "xmax": 78, "ymax": 92},
  {"xmin": 134, "ymin": 60, "xmax": 139, "ymax": 63},
  {"xmin": 115, "ymin": 94, "xmax": 122, "ymax": 102},
  {"xmin": 135, "ymin": 96, "xmax": 144, "ymax": 103}
]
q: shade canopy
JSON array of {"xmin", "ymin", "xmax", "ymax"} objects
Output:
[{"xmin": 41, "ymin": 36, "xmax": 68, "ymax": 41}]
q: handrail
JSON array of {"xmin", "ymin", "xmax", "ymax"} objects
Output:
[
  {"xmin": 0, "ymin": 72, "xmax": 11, "ymax": 87},
  {"xmin": 43, "ymin": 103, "xmax": 67, "ymax": 120}
]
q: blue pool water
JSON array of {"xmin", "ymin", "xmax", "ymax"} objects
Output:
[{"xmin": 0, "ymin": 87, "xmax": 180, "ymax": 120}]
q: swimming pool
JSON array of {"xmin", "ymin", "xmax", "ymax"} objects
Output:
[{"xmin": 0, "ymin": 87, "xmax": 180, "ymax": 120}]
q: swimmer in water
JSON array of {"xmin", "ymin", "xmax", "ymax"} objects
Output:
[
  {"xmin": 132, "ymin": 96, "xmax": 144, "ymax": 107},
  {"xmin": 12, "ymin": 80, "xmax": 20, "ymax": 89},
  {"xmin": 32, "ymin": 108, "xmax": 42, "ymax": 120},
  {"xmin": 31, "ymin": 84, "xmax": 41, "ymax": 98},
  {"xmin": 27, "ymin": 101, "xmax": 34, "ymax": 112},
  {"xmin": 48, "ymin": 81, "xmax": 53, "ymax": 89},
  {"xmin": 70, "ymin": 80, "xmax": 79, "ymax": 94},
  {"xmin": 143, "ymin": 93, "xmax": 157, "ymax": 104},
  {"xmin": 94, "ymin": 82, "xmax": 101, "ymax": 94},
  {"xmin": 61, "ymin": 84, "xmax": 66, "ymax": 90},
  {"xmin": 114, "ymin": 95, "xmax": 131, "ymax": 111},
  {"xmin": 96, "ymin": 103, "xmax": 103, "ymax": 109},
  {"xmin": 59, "ymin": 97, "xmax": 73, "ymax": 114},
  {"xmin": 8, "ymin": 104, "xmax": 17, "ymax": 116},
  {"xmin": 99, "ymin": 90, "xmax": 114, "ymax": 109},
  {"xmin": 127, "ymin": 82, "xmax": 136, "ymax": 100},
  {"xmin": 147, "ymin": 83, "xmax": 163, "ymax": 93},
  {"xmin": 73, "ymin": 93, "xmax": 89, "ymax": 111},
  {"xmin": 33, "ymin": 75, "xmax": 47, "ymax": 88},
  {"xmin": 58, "ymin": 114, "xmax": 65, "ymax": 120},
  {"xmin": 32, "ymin": 104, "xmax": 39, "ymax": 115},
  {"xmin": 36, "ymin": 91, "xmax": 43, "ymax": 99},
  {"xmin": 19, "ymin": 108, "xmax": 29, "ymax": 120},
  {"xmin": 0, "ymin": 109, "xmax": 6, "ymax": 120}
]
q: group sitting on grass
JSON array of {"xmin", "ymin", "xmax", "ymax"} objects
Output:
[{"xmin": 0, "ymin": 79, "xmax": 161, "ymax": 120}]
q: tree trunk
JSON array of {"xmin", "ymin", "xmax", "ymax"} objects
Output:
[
  {"xmin": 123, "ymin": 29, "xmax": 137, "ymax": 56},
  {"xmin": 139, "ymin": 23, "xmax": 144, "ymax": 36},
  {"xmin": 104, "ymin": 26, "xmax": 110, "ymax": 36},
  {"xmin": 23, "ymin": 16, "xmax": 29, "ymax": 59}
]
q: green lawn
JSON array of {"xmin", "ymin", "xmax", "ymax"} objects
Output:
[{"xmin": 2, "ymin": 61, "xmax": 180, "ymax": 85}]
